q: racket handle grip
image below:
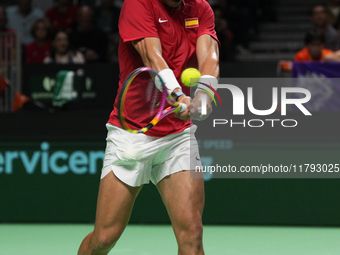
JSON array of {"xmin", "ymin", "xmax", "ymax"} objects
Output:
[{"xmin": 179, "ymin": 103, "xmax": 187, "ymax": 113}]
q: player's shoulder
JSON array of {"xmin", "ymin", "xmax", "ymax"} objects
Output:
[
  {"xmin": 185, "ymin": 0, "xmax": 212, "ymax": 16},
  {"xmin": 123, "ymin": 0, "xmax": 154, "ymax": 7},
  {"xmin": 185, "ymin": 0, "xmax": 211, "ymax": 9},
  {"xmin": 193, "ymin": 0, "xmax": 211, "ymax": 6},
  {"xmin": 121, "ymin": 0, "xmax": 157, "ymax": 14}
]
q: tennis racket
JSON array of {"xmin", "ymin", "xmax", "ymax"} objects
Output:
[{"xmin": 118, "ymin": 67, "xmax": 188, "ymax": 134}]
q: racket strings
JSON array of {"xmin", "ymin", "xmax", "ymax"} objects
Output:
[{"xmin": 118, "ymin": 67, "xmax": 181, "ymax": 133}]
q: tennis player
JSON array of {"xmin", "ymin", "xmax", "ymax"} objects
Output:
[{"xmin": 78, "ymin": 0, "xmax": 219, "ymax": 254}]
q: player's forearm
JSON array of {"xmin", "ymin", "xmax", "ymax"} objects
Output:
[
  {"xmin": 199, "ymin": 57, "xmax": 219, "ymax": 79},
  {"xmin": 198, "ymin": 50, "xmax": 220, "ymax": 78},
  {"xmin": 197, "ymin": 35, "xmax": 220, "ymax": 78},
  {"xmin": 195, "ymin": 35, "xmax": 220, "ymax": 103},
  {"xmin": 147, "ymin": 53, "xmax": 183, "ymax": 93},
  {"xmin": 142, "ymin": 42, "xmax": 169, "ymax": 71},
  {"xmin": 146, "ymin": 51, "xmax": 169, "ymax": 72},
  {"xmin": 132, "ymin": 38, "xmax": 182, "ymax": 93},
  {"xmin": 132, "ymin": 38, "xmax": 169, "ymax": 72},
  {"xmin": 192, "ymin": 35, "xmax": 219, "ymax": 121}
]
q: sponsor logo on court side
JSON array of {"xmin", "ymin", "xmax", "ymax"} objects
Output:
[{"xmin": 0, "ymin": 142, "xmax": 104, "ymax": 175}]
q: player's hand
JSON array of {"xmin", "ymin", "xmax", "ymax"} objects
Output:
[
  {"xmin": 175, "ymin": 95, "xmax": 191, "ymax": 121},
  {"xmin": 190, "ymin": 90, "xmax": 212, "ymax": 121}
]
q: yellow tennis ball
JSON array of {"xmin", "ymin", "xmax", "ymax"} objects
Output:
[{"xmin": 181, "ymin": 68, "xmax": 201, "ymax": 87}]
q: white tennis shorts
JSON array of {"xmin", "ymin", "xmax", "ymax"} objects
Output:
[{"xmin": 101, "ymin": 123, "xmax": 202, "ymax": 187}]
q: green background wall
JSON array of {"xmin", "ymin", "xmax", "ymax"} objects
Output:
[{"xmin": 1, "ymin": 111, "xmax": 340, "ymax": 226}]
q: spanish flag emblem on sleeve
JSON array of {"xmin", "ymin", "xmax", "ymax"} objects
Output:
[{"xmin": 185, "ymin": 18, "xmax": 199, "ymax": 28}]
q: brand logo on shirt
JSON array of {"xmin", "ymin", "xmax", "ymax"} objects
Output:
[
  {"xmin": 185, "ymin": 18, "xmax": 199, "ymax": 28},
  {"xmin": 158, "ymin": 18, "xmax": 168, "ymax": 23}
]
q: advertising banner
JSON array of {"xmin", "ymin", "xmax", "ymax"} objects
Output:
[{"xmin": 293, "ymin": 62, "xmax": 340, "ymax": 111}]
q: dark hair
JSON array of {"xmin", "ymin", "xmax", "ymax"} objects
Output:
[
  {"xmin": 49, "ymin": 29, "xmax": 73, "ymax": 63},
  {"xmin": 30, "ymin": 18, "xmax": 51, "ymax": 39},
  {"xmin": 51, "ymin": 29, "xmax": 69, "ymax": 41},
  {"xmin": 304, "ymin": 30, "xmax": 325, "ymax": 45}
]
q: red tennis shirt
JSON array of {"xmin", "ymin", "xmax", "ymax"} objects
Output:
[{"xmin": 108, "ymin": 0, "xmax": 219, "ymax": 137}]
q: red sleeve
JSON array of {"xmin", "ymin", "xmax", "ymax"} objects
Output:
[
  {"xmin": 118, "ymin": 0, "xmax": 158, "ymax": 43},
  {"xmin": 197, "ymin": 0, "xmax": 220, "ymax": 47}
]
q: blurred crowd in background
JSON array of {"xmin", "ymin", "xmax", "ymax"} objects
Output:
[{"xmin": 1, "ymin": 0, "xmax": 340, "ymax": 63}]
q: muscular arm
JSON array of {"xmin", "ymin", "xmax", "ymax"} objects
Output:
[
  {"xmin": 196, "ymin": 34, "xmax": 220, "ymax": 77},
  {"xmin": 132, "ymin": 37, "xmax": 190, "ymax": 120},
  {"xmin": 191, "ymin": 34, "xmax": 220, "ymax": 120},
  {"xmin": 132, "ymin": 37, "xmax": 169, "ymax": 72}
]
